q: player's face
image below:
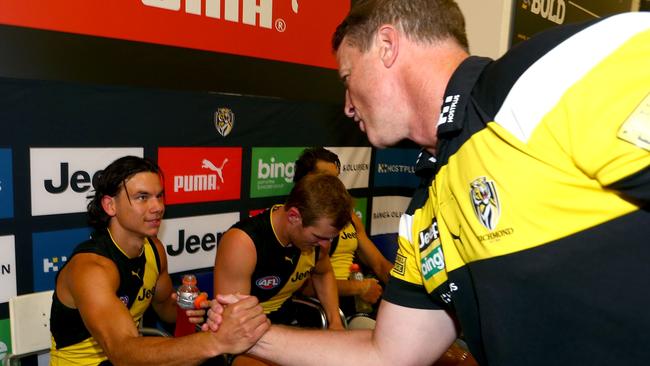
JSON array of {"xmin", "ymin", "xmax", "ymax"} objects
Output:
[
  {"xmin": 292, "ymin": 217, "xmax": 339, "ymax": 253},
  {"xmin": 336, "ymin": 39, "xmax": 409, "ymax": 148},
  {"xmin": 109, "ymin": 172, "xmax": 165, "ymax": 239}
]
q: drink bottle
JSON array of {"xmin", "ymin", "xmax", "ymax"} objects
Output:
[
  {"xmin": 349, "ymin": 264, "xmax": 373, "ymax": 314},
  {"xmin": 175, "ymin": 274, "xmax": 201, "ymax": 337}
]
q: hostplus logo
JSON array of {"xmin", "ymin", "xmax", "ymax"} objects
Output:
[
  {"xmin": 377, "ymin": 164, "xmax": 415, "ymax": 174},
  {"xmin": 43, "ymin": 256, "xmax": 68, "ymax": 273},
  {"xmin": 521, "ymin": 0, "xmax": 565, "ymax": 24},
  {"xmin": 438, "ymin": 94, "xmax": 460, "ymax": 126},
  {"xmin": 174, "ymin": 158, "xmax": 229, "ymax": 193},
  {"xmin": 141, "ymin": 0, "xmax": 300, "ymax": 31}
]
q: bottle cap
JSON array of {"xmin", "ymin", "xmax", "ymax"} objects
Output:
[{"xmin": 182, "ymin": 274, "xmax": 197, "ymax": 286}]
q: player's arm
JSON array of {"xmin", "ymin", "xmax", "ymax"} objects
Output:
[
  {"xmin": 351, "ymin": 213, "xmax": 393, "ymax": 285},
  {"xmin": 213, "ymin": 228, "xmax": 256, "ymax": 296},
  {"xmin": 150, "ymin": 237, "xmax": 207, "ymax": 325},
  {"xmin": 249, "ymin": 300, "xmax": 458, "ymax": 366},
  {"xmin": 310, "ymin": 251, "xmax": 344, "ymax": 329},
  {"xmin": 60, "ymin": 253, "xmax": 264, "ymax": 365},
  {"xmin": 149, "ymin": 237, "xmax": 179, "ymax": 323}
]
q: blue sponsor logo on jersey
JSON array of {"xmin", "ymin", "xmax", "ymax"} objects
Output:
[
  {"xmin": 0, "ymin": 149, "xmax": 14, "ymax": 219},
  {"xmin": 373, "ymin": 149, "xmax": 420, "ymax": 188},
  {"xmin": 32, "ymin": 227, "xmax": 92, "ymax": 291},
  {"xmin": 256, "ymin": 275, "xmax": 281, "ymax": 290}
]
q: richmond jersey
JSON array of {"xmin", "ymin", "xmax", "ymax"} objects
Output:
[
  {"xmin": 233, "ymin": 206, "xmax": 317, "ymax": 315},
  {"xmin": 329, "ymin": 222, "xmax": 358, "ymax": 280},
  {"xmin": 50, "ymin": 230, "xmax": 161, "ymax": 366},
  {"xmin": 384, "ymin": 13, "xmax": 650, "ymax": 366}
]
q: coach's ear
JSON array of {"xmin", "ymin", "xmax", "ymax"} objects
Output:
[
  {"xmin": 377, "ymin": 24, "xmax": 399, "ymax": 68},
  {"xmin": 286, "ymin": 206, "xmax": 303, "ymax": 226},
  {"xmin": 101, "ymin": 195, "xmax": 117, "ymax": 217}
]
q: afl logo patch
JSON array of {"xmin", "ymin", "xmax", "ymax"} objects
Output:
[
  {"xmin": 256, "ymin": 276, "xmax": 281, "ymax": 290},
  {"xmin": 470, "ymin": 177, "xmax": 501, "ymax": 231}
]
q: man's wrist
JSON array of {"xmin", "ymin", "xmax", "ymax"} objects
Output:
[{"xmin": 358, "ymin": 280, "xmax": 371, "ymax": 295}]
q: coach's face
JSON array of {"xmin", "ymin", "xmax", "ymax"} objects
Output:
[{"xmin": 336, "ymin": 32, "xmax": 409, "ymax": 148}]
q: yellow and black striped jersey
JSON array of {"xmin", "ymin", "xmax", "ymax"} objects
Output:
[
  {"xmin": 233, "ymin": 205, "xmax": 317, "ymax": 315},
  {"xmin": 384, "ymin": 12, "xmax": 650, "ymax": 366},
  {"xmin": 50, "ymin": 230, "xmax": 161, "ymax": 365},
  {"xmin": 329, "ymin": 222, "xmax": 358, "ymax": 280}
]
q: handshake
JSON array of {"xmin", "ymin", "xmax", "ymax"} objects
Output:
[{"xmin": 195, "ymin": 294, "xmax": 271, "ymax": 356}]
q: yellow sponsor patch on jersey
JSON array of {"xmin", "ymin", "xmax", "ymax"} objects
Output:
[{"xmin": 618, "ymin": 93, "xmax": 650, "ymax": 151}]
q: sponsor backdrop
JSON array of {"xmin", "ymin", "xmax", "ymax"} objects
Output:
[
  {"xmin": 0, "ymin": 318, "xmax": 11, "ymax": 364},
  {"xmin": 0, "ymin": 2, "xmax": 421, "ymax": 362},
  {"xmin": 0, "ymin": 236, "xmax": 16, "ymax": 303},
  {"xmin": 0, "ymin": 76, "xmax": 419, "ymax": 353},
  {"xmin": 511, "ymin": 0, "xmax": 638, "ymax": 45},
  {"xmin": 0, "ymin": 150, "xmax": 13, "ymax": 219},
  {"xmin": 0, "ymin": 1, "xmax": 348, "ymax": 69}
]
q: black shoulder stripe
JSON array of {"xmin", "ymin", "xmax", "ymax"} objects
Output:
[
  {"xmin": 606, "ymin": 164, "xmax": 650, "ymax": 204},
  {"xmin": 148, "ymin": 237, "xmax": 162, "ymax": 273},
  {"xmin": 329, "ymin": 235, "xmax": 339, "ymax": 256}
]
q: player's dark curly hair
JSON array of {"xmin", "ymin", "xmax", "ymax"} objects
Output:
[
  {"xmin": 87, "ymin": 156, "xmax": 162, "ymax": 229},
  {"xmin": 293, "ymin": 147, "xmax": 341, "ymax": 183}
]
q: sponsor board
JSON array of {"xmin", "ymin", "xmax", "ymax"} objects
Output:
[
  {"xmin": 157, "ymin": 213, "xmax": 239, "ymax": 273},
  {"xmin": 250, "ymin": 147, "xmax": 304, "ymax": 198},
  {"xmin": 30, "ymin": 148, "xmax": 143, "ymax": 216},
  {"xmin": 0, "ymin": 318, "xmax": 11, "ymax": 363},
  {"xmin": 0, "ymin": 149, "xmax": 13, "ymax": 219},
  {"xmin": 0, "ymin": 1, "xmax": 349, "ymax": 69},
  {"xmin": 352, "ymin": 196, "xmax": 368, "ymax": 228},
  {"xmin": 326, "ymin": 147, "xmax": 371, "ymax": 189},
  {"xmin": 0, "ymin": 236, "xmax": 16, "ymax": 303},
  {"xmin": 511, "ymin": 0, "xmax": 636, "ymax": 45},
  {"xmin": 158, "ymin": 147, "xmax": 242, "ymax": 204},
  {"xmin": 374, "ymin": 148, "xmax": 420, "ymax": 188},
  {"xmin": 370, "ymin": 196, "xmax": 411, "ymax": 236},
  {"xmin": 32, "ymin": 228, "xmax": 92, "ymax": 291}
]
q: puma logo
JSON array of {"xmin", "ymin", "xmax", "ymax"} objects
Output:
[
  {"xmin": 131, "ymin": 270, "xmax": 141, "ymax": 279},
  {"xmin": 284, "ymin": 256, "xmax": 294, "ymax": 264},
  {"xmin": 202, "ymin": 158, "xmax": 229, "ymax": 183}
]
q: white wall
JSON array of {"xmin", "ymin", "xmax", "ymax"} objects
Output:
[{"xmin": 457, "ymin": 0, "xmax": 513, "ymax": 59}]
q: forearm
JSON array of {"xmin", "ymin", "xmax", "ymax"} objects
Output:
[
  {"xmin": 250, "ymin": 326, "xmax": 387, "ymax": 366},
  {"xmin": 336, "ymin": 279, "xmax": 369, "ymax": 297},
  {"xmin": 153, "ymin": 297, "xmax": 178, "ymax": 323},
  {"xmin": 311, "ymin": 273, "xmax": 342, "ymax": 327},
  {"xmin": 375, "ymin": 260, "xmax": 393, "ymax": 284},
  {"xmin": 104, "ymin": 331, "xmax": 221, "ymax": 366}
]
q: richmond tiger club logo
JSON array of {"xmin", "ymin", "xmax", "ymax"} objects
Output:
[
  {"xmin": 215, "ymin": 108, "xmax": 234, "ymax": 137},
  {"xmin": 470, "ymin": 177, "xmax": 500, "ymax": 231}
]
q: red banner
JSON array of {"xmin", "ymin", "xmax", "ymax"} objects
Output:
[
  {"xmin": 158, "ymin": 147, "xmax": 242, "ymax": 205},
  {"xmin": 0, "ymin": 0, "xmax": 349, "ymax": 69}
]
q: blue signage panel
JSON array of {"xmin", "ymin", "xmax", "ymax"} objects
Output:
[
  {"xmin": 374, "ymin": 149, "xmax": 420, "ymax": 188},
  {"xmin": 0, "ymin": 149, "xmax": 14, "ymax": 219},
  {"xmin": 32, "ymin": 227, "xmax": 92, "ymax": 291}
]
